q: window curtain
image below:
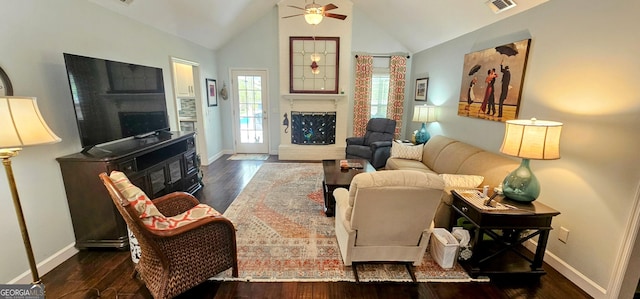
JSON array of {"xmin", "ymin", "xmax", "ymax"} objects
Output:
[
  {"xmin": 352, "ymin": 55, "xmax": 374, "ymax": 137},
  {"xmin": 386, "ymin": 56, "xmax": 407, "ymax": 139}
]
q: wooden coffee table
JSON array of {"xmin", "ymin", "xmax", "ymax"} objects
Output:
[{"xmin": 321, "ymin": 159, "xmax": 376, "ymax": 217}]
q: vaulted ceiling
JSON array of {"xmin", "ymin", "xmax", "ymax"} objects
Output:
[{"xmin": 88, "ymin": 0, "xmax": 549, "ymax": 53}]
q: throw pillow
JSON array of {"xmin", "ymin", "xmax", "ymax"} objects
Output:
[
  {"xmin": 390, "ymin": 141, "xmax": 423, "ymax": 161},
  {"xmin": 439, "ymin": 174, "xmax": 484, "ymax": 188},
  {"xmin": 110, "ymin": 171, "xmax": 163, "ymax": 218}
]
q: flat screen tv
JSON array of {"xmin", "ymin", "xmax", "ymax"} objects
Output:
[{"xmin": 63, "ymin": 53, "xmax": 170, "ymax": 151}]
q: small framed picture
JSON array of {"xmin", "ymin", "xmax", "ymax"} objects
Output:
[
  {"xmin": 414, "ymin": 78, "xmax": 428, "ymax": 101},
  {"xmin": 206, "ymin": 78, "xmax": 217, "ymax": 107}
]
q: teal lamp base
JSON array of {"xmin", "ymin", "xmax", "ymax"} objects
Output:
[
  {"xmin": 502, "ymin": 159, "xmax": 540, "ymax": 202},
  {"xmin": 415, "ymin": 122, "xmax": 430, "ymax": 144}
]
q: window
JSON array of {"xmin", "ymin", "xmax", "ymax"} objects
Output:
[{"xmin": 370, "ymin": 68, "xmax": 390, "ymax": 119}]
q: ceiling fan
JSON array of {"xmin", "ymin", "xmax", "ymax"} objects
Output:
[{"xmin": 283, "ymin": 1, "xmax": 347, "ymax": 25}]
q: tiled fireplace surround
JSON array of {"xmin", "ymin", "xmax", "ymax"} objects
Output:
[{"xmin": 279, "ymin": 94, "xmax": 348, "ymax": 160}]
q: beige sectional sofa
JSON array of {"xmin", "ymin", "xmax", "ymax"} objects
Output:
[{"xmin": 385, "ymin": 135, "xmax": 518, "ymax": 228}]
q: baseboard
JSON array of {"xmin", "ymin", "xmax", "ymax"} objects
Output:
[
  {"xmin": 8, "ymin": 243, "xmax": 78, "ymax": 284},
  {"xmin": 206, "ymin": 151, "xmax": 229, "ymax": 165},
  {"xmin": 524, "ymin": 240, "xmax": 606, "ymax": 298}
]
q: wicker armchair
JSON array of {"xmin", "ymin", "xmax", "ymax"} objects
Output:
[{"xmin": 99, "ymin": 172, "xmax": 238, "ymax": 299}]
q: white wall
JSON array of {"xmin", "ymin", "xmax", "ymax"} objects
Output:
[
  {"xmin": 0, "ymin": 0, "xmax": 219, "ymax": 283},
  {"xmin": 411, "ymin": 0, "xmax": 640, "ymax": 297},
  {"xmin": 215, "ymin": 7, "xmax": 280, "ymax": 154}
]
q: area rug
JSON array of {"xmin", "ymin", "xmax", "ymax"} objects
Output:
[
  {"xmin": 212, "ymin": 163, "xmax": 475, "ymax": 282},
  {"xmin": 227, "ymin": 154, "xmax": 270, "ymax": 161}
]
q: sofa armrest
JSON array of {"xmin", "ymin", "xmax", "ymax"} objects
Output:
[{"xmin": 346, "ymin": 136, "xmax": 365, "ymax": 146}]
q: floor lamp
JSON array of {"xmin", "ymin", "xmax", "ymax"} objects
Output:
[{"xmin": 0, "ymin": 96, "xmax": 61, "ymax": 284}]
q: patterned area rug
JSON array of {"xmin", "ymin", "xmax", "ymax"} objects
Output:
[
  {"xmin": 213, "ymin": 163, "xmax": 475, "ymax": 282},
  {"xmin": 227, "ymin": 154, "xmax": 270, "ymax": 161}
]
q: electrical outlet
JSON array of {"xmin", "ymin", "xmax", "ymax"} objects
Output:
[{"xmin": 558, "ymin": 227, "xmax": 569, "ymax": 243}]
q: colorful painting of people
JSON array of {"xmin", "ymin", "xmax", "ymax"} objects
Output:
[
  {"xmin": 457, "ymin": 39, "xmax": 531, "ymax": 122},
  {"xmin": 480, "ymin": 68, "xmax": 497, "ymax": 116},
  {"xmin": 465, "ymin": 77, "xmax": 478, "ymax": 113},
  {"xmin": 498, "ymin": 60, "xmax": 511, "ymax": 118}
]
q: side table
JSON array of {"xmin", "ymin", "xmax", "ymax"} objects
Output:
[{"xmin": 450, "ymin": 190, "xmax": 560, "ymax": 278}]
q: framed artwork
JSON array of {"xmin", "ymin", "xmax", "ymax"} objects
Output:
[
  {"xmin": 414, "ymin": 78, "xmax": 428, "ymax": 101},
  {"xmin": 458, "ymin": 38, "xmax": 531, "ymax": 122},
  {"xmin": 206, "ymin": 78, "xmax": 217, "ymax": 107},
  {"xmin": 289, "ymin": 36, "xmax": 340, "ymax": 94}
]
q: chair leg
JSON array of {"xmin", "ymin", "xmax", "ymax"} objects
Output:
[
  {"xmin": 232, "ymin": 264, "xmax": 239, "ymax": 278},
  {"xmin": 352, "ymin": 263, "xmax": 360, "ymax": 283},
  {"xmin": 404, "ymin": 263, "xmax": 417, "ymax": 283}
]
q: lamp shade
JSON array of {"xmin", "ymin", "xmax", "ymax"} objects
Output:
[
  {"xmin": 0, "ymin": 96, "xmax": 61, "ymax": 149},
  {"xmin": 500, "ymin": 118, "xmax": 562, "ymax": 160},
  {"xmin": 412, "ymin": 105, "xmax": 436, "ymax": 123}
]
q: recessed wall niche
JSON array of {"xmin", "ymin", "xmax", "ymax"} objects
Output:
[{"xmin": 289, "ymin": 36, "xmax": 339, "ymax": 94}]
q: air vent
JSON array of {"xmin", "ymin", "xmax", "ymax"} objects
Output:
[{"xmin": 486, "ymin": 0, "xmax": 517, "ymax": 13}]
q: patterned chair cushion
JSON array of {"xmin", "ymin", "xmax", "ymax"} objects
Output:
[
  {"xmin": 143, "ymin": 203, "xmax": 220, "ymax": 230},
  {"xmin": 110, "ymin": 171, "xmax": 163, "ymax": 218},
  {"xmin": 109, "ymin": 171, "xmax": 220, "ymax": 231}
]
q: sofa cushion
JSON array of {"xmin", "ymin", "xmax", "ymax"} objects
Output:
[
  {"xmin": 385, "ymin": 157, "xmax": 435, "ymax": 174},
  {"xmin": 457, "ymin": 151, "xmax": 517, "ymax": 188},
  {"xmin": 390, "ymin": 141, "xmax": 423, "ymax": 161},
  {"xmin": 421, "ymin": 136, "xmax": 457, "ymax": 169},
  {"xmin": 430, "ymin": 142, "xmax": 483, "ymax": 174}
]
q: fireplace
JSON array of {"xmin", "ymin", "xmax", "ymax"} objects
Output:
[
  {"xmin": 279, "ymin": 94, "xmax": 347, "ymax": 160},
  {"xmin": 291, "ymin": 111, "xmax": 336, "ymax": 145}
]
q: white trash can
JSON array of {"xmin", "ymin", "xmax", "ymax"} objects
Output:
[{"xmin": 430, "ymin": 228, "xmax": 460, "ymax": 269}]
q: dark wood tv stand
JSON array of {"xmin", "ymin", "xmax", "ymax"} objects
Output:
[{"xmin": 57, "ymin": 131, "xmax": 202, "ymax": 249}]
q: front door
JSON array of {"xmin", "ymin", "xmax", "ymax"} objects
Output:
[{"xmin": 231, "ymin": 69, "xmax": 269, "ymax": 153}]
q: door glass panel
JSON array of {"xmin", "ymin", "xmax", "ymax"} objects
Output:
[{"xmin": 237, "ymin": 75, "xmax": 264, "ymax": 144}]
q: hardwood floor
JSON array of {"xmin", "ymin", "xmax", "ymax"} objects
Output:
[{"xmin": 41, "ymin": 155, "xmax": 593, "ymax": 299}]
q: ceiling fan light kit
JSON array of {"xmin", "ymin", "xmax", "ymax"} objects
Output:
[
  {"xmin": 304, "ymin": 7, "xmax": 323, "ymax": 25},
  {"xmin": 285, "ymin": 1, "xmax": 347, "ymax": 25}
]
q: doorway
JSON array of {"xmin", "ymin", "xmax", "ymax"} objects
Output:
[
  {"xmin": 231, "ymin": 69, "xmax": 269, "ymax": 153},
  {"xmin": 170, "ymin": 58, "xmax": 206, "ymax": 158}
]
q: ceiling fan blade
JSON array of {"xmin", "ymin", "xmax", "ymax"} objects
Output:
[
  {"xmin": 324, "ymin": 13, "xmax": 347, "ymax": 20},
  {"xmin": 323, "ymin": 3, "xmax": 338, "ymax": 11},
  {"xmin": 282, "ymin": 14, "xmax": 304, "ymax": 18},
  {"xmin": 287, "ymin": 5, "xmax": 306, "ymax": 10}
]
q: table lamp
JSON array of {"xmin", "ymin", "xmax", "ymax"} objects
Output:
[
  {"xmin": 1, "ymin": 96, "xmax": 61, "ymax": 283},
  {"xmin": 412, "ymin": 105, "xmax": 436, "ymax": 144},
  {"xmin": 499, "ymin": 118, "xmax": 562, "ymax": 202}
]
